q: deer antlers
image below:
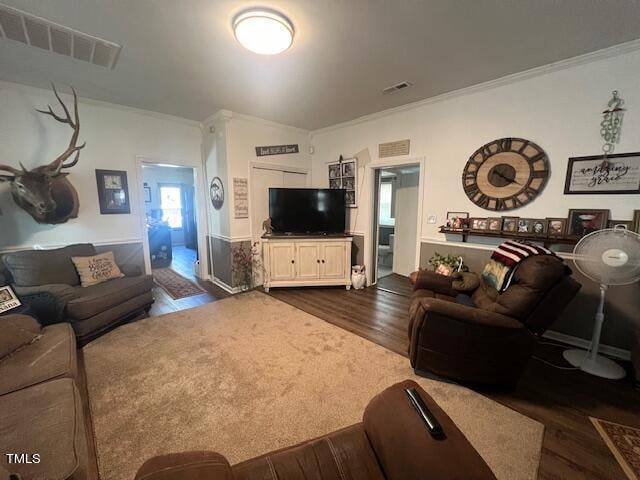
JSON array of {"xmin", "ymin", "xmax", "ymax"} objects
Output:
[
  {"xmin": 0, "ymin": 163, "xmax": 20, "ymax": 182},
  {"xmin": 36, "ymin": 84, "xmax": 85, "ymax": 176}
]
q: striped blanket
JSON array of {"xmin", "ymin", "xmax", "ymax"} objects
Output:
[{"xmin": 481, "ymin": 240, "xmax": 555, "ymax": 291}]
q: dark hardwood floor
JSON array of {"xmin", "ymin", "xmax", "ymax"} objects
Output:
[
  {"xmin": 81, "ymin": 272, "xmax": 639, "ymax": 480},
  {"xmin": 269, "ymin": 281, "xmax": 640, "ymax": 480},
  {"xmin": 376, "ymin": 272, "xmax": 414, "ymax": 298}
]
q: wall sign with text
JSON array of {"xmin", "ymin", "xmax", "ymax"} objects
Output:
[
  {"xmin": 255, "ymin": 144, "xmax": 299, "ymax": 156},
  {"xmin": 564, "ymin": 152, "xmax": 640, "ymax": 194}
]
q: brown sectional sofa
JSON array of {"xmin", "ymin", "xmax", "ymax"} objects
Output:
[
  {"xmin": 0, "ymin": 314, "xmax": 90, "ymax": 480},
  {"xmin": 135, "ymin": 380, "xmax": 497, "ymax": 480},
  {"xmin": 1, "ymin": 243, "xmax": 154, "ymax": 345}
]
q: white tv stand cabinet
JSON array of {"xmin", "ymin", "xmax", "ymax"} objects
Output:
[{"xmin": 262, "ymin": 234, "xmax": 352, "ymax": 292}]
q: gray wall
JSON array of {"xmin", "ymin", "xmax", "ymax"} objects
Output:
[{"xmin": 419, "ymin": 241, "xmax": 639, "ymax": 351}]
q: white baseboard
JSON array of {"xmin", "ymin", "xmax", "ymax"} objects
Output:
[
  {"xmin": 543, "ymin": 330, "xmax": 631, "ymax": 361},
  {"xmin": 211, "ymin": 277, "xmax": 243, "ymax": 294}
]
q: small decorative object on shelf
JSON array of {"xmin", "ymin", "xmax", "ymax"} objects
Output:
[
  {"xmin": 487, "ymin": 217, "xmax": 503, "ymax": 232},
  {"xmin": 446, "ymin": 211, "xmax": 468, "ymax": 230},
  {"xmin": 546, "ymin": 218, "xmax": 567, "ymax": 238},
  {"xmin": 502, "ymin": 216, "xmax": 518, "ymax": 233},
  {"xmin": 567, "ymin": 209, "xmax": 609, "ymax": 238},
  {"xmin": 0, "ymin": 285, "xmax": 21, "ymax": 313},
  {"xmin": 531, "ymin": 219, "xmax": 548, "ymax": 237},
  {"xmin": 351, "ymin": 265, "xmax": 366, "ymax": 289},
  {"xmin": 262, "ymin": 217, "xmax": 273, "ymax": 235},
  {"xmin": 469, "ymin": 218, "xmax": 488, "ymax": 232}
]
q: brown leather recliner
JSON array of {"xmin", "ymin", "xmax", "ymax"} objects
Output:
[
  {"xmin": 409, "ymin": 255, "xmax": 581, "ymax": 385},
  {"xmin": 134, "ymin": 380, "xmax": 497, "ymax": 480}
]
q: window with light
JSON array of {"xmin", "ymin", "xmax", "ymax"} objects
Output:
[
  {"xmin": 379, "ymin": 182, "xmax": 395, "ymax": 226},
  {"xmin": 159, "ymin": 185, "xmax": 183, "ymax": 229}
]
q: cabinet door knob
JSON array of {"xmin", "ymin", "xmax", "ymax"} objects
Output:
[
  {"xmin": 321, "ymin": 259, "xmax": 325, "ymax": 263},
  {"xmin": 317, "ymin": 259, "xmax": 320, "ymax": 263},
  {"xmin": 291, "ymin": 260, "xmax": 295, "ymax": 264}
]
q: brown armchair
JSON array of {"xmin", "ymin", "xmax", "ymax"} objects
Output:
[{"xmin": 409, "ymin": 255, "xmax": 581, "ymax": 385}]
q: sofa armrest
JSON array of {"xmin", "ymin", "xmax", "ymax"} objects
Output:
[
  {"xmin": 135, "ymin": 452, "xmax": 233, "ymax": 480},
  {"xmin": 12, "ymin": 284, "xmax": 80, "ymax": 323},
  {"xmin": 412, "ymin": 270, "xmax": 458, "ymax": 297}
]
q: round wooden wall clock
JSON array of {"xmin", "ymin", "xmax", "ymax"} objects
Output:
[{"xmin": 462, "ymin": 137, "xmax": 550, "ymax": 211}]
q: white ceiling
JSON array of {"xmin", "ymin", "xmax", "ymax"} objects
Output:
[{"xmin": 1, "ymin": 1, "xmax": 639, "ymax": 130}]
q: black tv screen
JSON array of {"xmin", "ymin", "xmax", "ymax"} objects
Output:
[{"xmin": 269, "ymin": 188, "xmax": 346, "ymax": 234}]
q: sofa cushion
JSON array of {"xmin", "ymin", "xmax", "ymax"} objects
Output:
[
  {"xmin": 0, "ymin": 314, "xmax": 41, "ymax": 360},
  {"xmin": 72, "ymin": 251, "xmax": 125, "ymax": 287},
  {"xmin": 0, "ymin": 322, "xmax": 77, "ymax": 396},
  {"xmin": 3, "ymin": 244, "xmax": 96, "ymax": 287},
  {"xmin": 66, "ymin": 275, "xmax": 154, "ymax": 321},
  {"xmin": 0, "ymin": 378, "xmax": 89, "ymax": 480}
]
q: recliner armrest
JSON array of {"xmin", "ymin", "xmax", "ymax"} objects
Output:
[
  {"xmin": 414, "ymin": 297, "xmax": 525, "ymax": 330},
  {"xmin": 135, "ymin": 451, "xmax": 233, "ymax": 480},
  {"xmin": 412, "ymin": 270, "xmax": 458, "ymax": 297}
]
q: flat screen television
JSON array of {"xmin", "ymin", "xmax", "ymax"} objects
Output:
[{"xmin": 269, "ymin": 188, "xmax": 346, "ymax": 234}]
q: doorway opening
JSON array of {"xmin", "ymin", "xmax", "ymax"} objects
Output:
[
  {"xmin": 142, "ymin": 163, "xmax": 199, "ymax": 280},
  {"xmin": 372, "ymin": 163, "xmax": 420, "ymax": 296}
]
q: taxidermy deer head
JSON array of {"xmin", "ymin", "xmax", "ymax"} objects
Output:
[{"xmin": 0, "ymin": 84, "xmax": 85, "ymax": 224}]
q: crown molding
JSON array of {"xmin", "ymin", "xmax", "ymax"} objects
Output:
[
  {"xmin": 200, "ymin": 109, "xmax": 309, "ymax": 135},
  {"xmin": 0, "ymin": 80, "xmax": 201, "ymax": 128},
  {"xmin": 311, "ymin": 38, "xmax": 640, "ymax": 137}
]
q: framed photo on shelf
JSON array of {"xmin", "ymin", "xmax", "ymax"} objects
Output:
[
  {"xmin": 446, "ymin": 212, "xmax": 468, "ymax": 230},
  {"xmin": 607, "ymin": 220, "xmax": 633, "ymax": 230},
  {"xmin": 517, "ymin": 218, "xmax": 534, "ymax": 234},
  {"xmin": 0, "ymin": 285, "xmax": 21, "ymax": 313},
  {"xmin": 502, "ymin": 216, "xmax": 519, "ymax": 233},
  {"xmin": 546, "ymin": 218, "xmax": 567, "ymax": 238},
  {"xmin": 328, "ymin": 158, "xmax": 357, "ymax": 208},
  {"xmin": 567, "ymin": 209, "xmax": 609, "ymax": 238},
  {"xmin": 469, "ymin": 218, "xmax": 488, "ymax": 232},
  {"xmin": 564, "ymin": 153, "xmax": 640, "ymax": 195},
  {"xmin": 95, "ymin": 169, "xmax": 131, "ymax": 214},
  {"xmin": 530, "ymin": 219, "xmax": 548, "ymax": 237},
  {"xmin": 631, "ymin": 210, "xmax": 640, "ymax": 233},
  {"xmin": 487, "ymin": 217, "xmax": 503, "ymax": 232}
]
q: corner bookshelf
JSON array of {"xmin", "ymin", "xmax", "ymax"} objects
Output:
[{"xmin": 438, "ymin": 227, "xmax": 579, "ymax": 249}]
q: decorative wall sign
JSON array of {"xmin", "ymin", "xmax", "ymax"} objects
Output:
[
  {"xmin": 0, "ymin": 285, "xmax": 21, "ymax": 313},
  {"xmin": 233, "ymin": 177, "xmax": 249, "ymax": 219},
  {"xmin": 255, "ymin": 144, "xmax": 299, "ymax": 156},
  {"xmin": 210, "ymin": 177, "xmax": 224, "ymax": 210},
  {"xmin": 462, "ymin": 137, "xmax": 550, "ymax": 211},
  {"xmin": 564, "ymin": 153, "xmax": 640, "ymax": 194},
  {"xmin": 96, "ymin": 169, "xmax": 131, "ymax": 214},
  {"xmin": 379, "ymin": 139, "xmax": 410, "ymax": 158},
  {"xmin": 328, "ymin": 155, "xmax": 357, "ymax": 207}
]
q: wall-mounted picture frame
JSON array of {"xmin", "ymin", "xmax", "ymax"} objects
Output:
[
  {"xmin": 469, "ymin": 218, "xmax": 488, "ymax": 231},
  {"xmin": 445, "ymin": 211, "xmax": 468, "ymax": 230},
  {"xmin": 546, "ymin": 218, "xmax": 567, "ymax": 238},
  {"xmin": 517, "ymin": 218, "xmax": 534, "ymax": 234},
  {"xmin": 0, "ymin": 285, "xmax": 21, "ymax": 313},
  {"xmin": 607, "ymin": 220, "xmax": 633, "ymax": 230},
  {"xmin": 144, "ymin": 186, "xmax": 152, "ymax": 203},
  {"xmin": 564, "ymin": 153, "xmax": 640, "ymax": 194},
  {"xmin": 210, "ymin": 177, "xmax": 224, "ymax": 210},
  {"xmin": 567, "ymin": 209, "xmax": 609, "ymax": 238},
  {"xmin": 328, "ymin": 158, "xmax": 358, "ymax": 208},
  {"xmin": 502, "ymin": 216, "xmax": 519, "ymax": 233},
  {"xmin": 487, "ymin": 217, "xmax": 503, "ymax": 232},
  {"xmin": 95, "ymin": 169, "xmax": 131, "ymax": 214}
]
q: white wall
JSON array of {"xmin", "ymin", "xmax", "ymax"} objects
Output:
[
  {"xmin": 0, "ymin": 81, "xmax": 202, "ymax": 250},
  {"xmin": 310, "ymin": 47, "xmax": 640, "ymax": 267}
]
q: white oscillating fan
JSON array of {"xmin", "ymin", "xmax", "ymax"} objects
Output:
[{"xmin": 563, "ymin": 225, "xmax": 640, "ymax": 379}]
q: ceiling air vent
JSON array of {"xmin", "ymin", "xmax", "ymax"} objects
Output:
[
  {"xmin": 382, "ymin": 81, "xmax": 413, "ymax": 94},
  {"xmin": 0, "ymin": 3, "xmax": 121, "ymax": 69}
]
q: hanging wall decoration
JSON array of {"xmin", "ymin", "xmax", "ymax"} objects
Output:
[
  {"xmin": 0, "ymin": 84, "xmax": 85, "ymax": 224},
  {"xmin": 96, "ymin": 169, "xmax": 131, "ymax": 214},
  {"xmin": 328, "ymin": 155, "xmax": 358, "ymax": 207},
  {"xmin": 564, "ymin": 91, "xmax": 639, "ymax": 194},
  {"xmin": 233, "ymin": 177, "xmax": 249, "ymax": 219},
  {"xmin": 210, "ymin": 176, "xmax": 224, "ymax": 210}
]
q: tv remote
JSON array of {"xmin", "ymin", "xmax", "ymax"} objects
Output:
[{"xmin": 405, "ymin": 387, "xmax": 445, "ymax": 439}]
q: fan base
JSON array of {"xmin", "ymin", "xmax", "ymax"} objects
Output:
[{"xmin": 563, "ymin": 349, "xmax": 626, "ymax": 379}]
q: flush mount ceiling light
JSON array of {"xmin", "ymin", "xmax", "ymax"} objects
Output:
[{"xmin": 233, "ymin": 9, "xmax": 293, "ymax": 55}]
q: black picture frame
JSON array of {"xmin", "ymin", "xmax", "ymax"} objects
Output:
[
  {"xmin": 95, "ymin": 169, "xmax": 131, "ymax": 214},
  {"xmin": 567, "ymin": 209, "xmax": 609, "ymax": 238},
  {"xmin": 564, "ymin": 152, "xmax": 640, "ymax": 195},
  {"xmin": 144, "ymin": 186, "xmax": 152, "ymax": 203}
]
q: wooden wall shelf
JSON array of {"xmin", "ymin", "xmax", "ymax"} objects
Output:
[{"xmin": 438, "ymin": 227, "xmax": 578, "ymax": 249}]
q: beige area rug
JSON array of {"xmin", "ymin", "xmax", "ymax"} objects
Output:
[
  {"xmin": 152, "ymin": 267, "xmax": 205, "ymax": 299},
  {"xmin": 83, "ymin": 291, "xmax": 544, "ymax": 480},
  {"xmin": 591, "ymin": 417, "xmax": 640, "ymax": 480}
]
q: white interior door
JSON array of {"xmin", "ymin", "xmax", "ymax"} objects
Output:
[
  {"xmin": 283, "ymin": 171, "xmax": 307, "ymax": 187},
  {"xmin": 392, "ymin": 170, "xmax": 419, "ymax": 276}
]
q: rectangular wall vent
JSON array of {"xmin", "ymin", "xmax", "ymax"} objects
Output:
[
  {"xmin": 382, "ymin": 81, "xmax": 413, "ymax": 94},
  {"xmin": 0, "ymin": 3, "xmax": 121, "ymax": 69}
]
